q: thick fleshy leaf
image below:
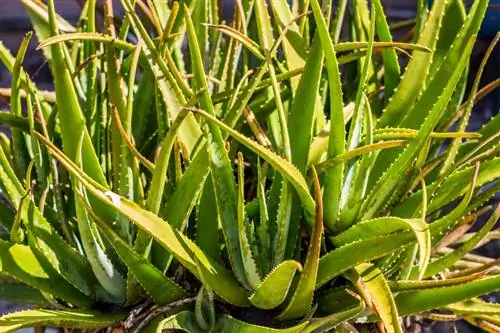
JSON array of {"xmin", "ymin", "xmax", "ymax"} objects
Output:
[
  {"xmin": 185, "ymin": 5, "xmax": 248, "ymax": 289},
  {"xmin": 361, "ymin": 36, "xmax": 476, "ymax": 219},
  {"xmin": 317, "ymin": 231, "xmax": 415, "ymax": 289},
  {"xmin": 0, "ymin": 309, "xmax": 124, "ymax": 333},
  {"xmin": 249, "ymin": 260, "xmax": 302, "ymax": 310},
  {"xmin": 353, "ymin": 263, "xmax": 403, "ymax": 333},
  {"xmin": 395, "ymin": 275, "xmax": 500, "ymax": 315},
  {"xmin": 87, "ymin": 205, "xmax": 187, "ymax": 305},
  {"xmin": 36, "ymin": 133, "xmax": 249, "ymax": 306},
  {"xmin": 192, "ymin": 109, "xmax": 315, "ymax": 224},
  {"xmin": 310, "ymin": 0, "xmax": 345, "ymax": 232},
  {"xmin": 377, "ymin": 0, "xmax": 446, "ymax": 127},
  {"xmin": 278, "ymin": 168, "xmax": 323, "ymax": 320},
  {"xmin": 0, "ymin": 241, "xmax": 91, "ymax": 307}
]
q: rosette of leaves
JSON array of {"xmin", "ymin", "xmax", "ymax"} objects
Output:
[{"xmin": 0, "ymin": 0, "xmax": 499, "ymax": 332}]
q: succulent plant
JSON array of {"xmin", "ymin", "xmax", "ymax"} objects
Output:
[{"xmin": 0, "ymin": 0, "xmax": 499, "ymax": 332}]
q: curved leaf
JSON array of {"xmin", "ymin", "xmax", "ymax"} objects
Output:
[
  {"xmin": 317, "ymin": 231, "xmax": 415, "ymax": 289},
  {"xmin": 192, "ymin": 109, "xmax": 315, "ymax": 224},
  {"xmin": 35, "ymin": 132, "xmax": 250, "ymax": 306},
  {"xmin": 0, "ymin": 309, "xmax": 124, "ymax": 333},
  {"xmin": 249, "ymin": 260, "xmax": 302, "ymax": 310},
  {"xmin": 395, "ymin": 275, "xmax": 500, "ymax": 315},
  {"xmin": 353, "ymin": 263, "xmax": 403, "ymax": 333}
]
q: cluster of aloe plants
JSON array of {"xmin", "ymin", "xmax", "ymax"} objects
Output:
[{"xmin": 0, "ymin": 0, "xmax": 499, "ymax": 331}]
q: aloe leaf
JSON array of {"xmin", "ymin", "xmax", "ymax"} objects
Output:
[
  {"xmin": 278, "ymin": 167, "xmax": 323, "ymax": 319},
  {"xmin": 73, "ymin": 186, "xmax": 126, "ymax": 302},
  {"xmin": 421, "ymin": 205, "xmax": 499, "ymax": 278},
  {"xmin": 269, "ymin": 0, "xmax": 325, "ymax": 133},
  {"xmin": 339, "ymin": 9, "xmax": 375, "ymax": 231},
  {"xmin": 397, "ymin": 0, "xmax": 488, "ymax": 133},
  {"xmin": 310, "ymin": 0, "xmax": 345, "ymax": 232},
  {"xmin": 0, "ymin": 283, "xmax": 48, "ymax": 306},
  {"xmin": 395, "ymin": 275, "xmax": 500, "ymax": 315},
  {"xmin": 156, "ymin": 311, "xmax": 205, "ymax": 333},
  {"xmin": 428, "ymin": 164, "xmax": 478, "ymax": 245},
  {"xmin": 288, "ymin": 33, "xmax": 323, "ymax": 175},
  {"xmin": 316, "ymin": 232, "xmax": 415, "ymax": 289},
  {"xmin": 0, "ymin": 143, "xmax": 105, "ymax": 301},
  {"xmin": 0, "ymin": 309, "xmax": 125, "ymax": 333},
  {"xmin": 196, "ymin": 177, "xmax": 221, "ymax": 260},
  {"xmin": 394, "ymin": 158, "xmax": 500, "ymax": 218},
  {"xmin": 207, "ymin": 24, "xmax": 265, "ymax": 60},
  {"xmin": 214, "ymin": 314, "xmax": 308, "ymax": 333},
  {"xmin": 331, "ymin": 216, "xmax": 430, "ymax": 280},
  {"xmin": 0, "ymin": 240, "xmax": 91, "ymax": 307},
  {"xmin": 273, "ymin": 180, "xmax": 293, "ymax": 266},
  {"xmin": 237, "ymin": 153, "xmax": 261, "ymax": 289},
  {"xmin": 249, "ymin": 260, "xmax": 302, "ymax": 310},
  {"xmin": 441, "ymin": 34, "xmax": 499, "ymax": 175},
  {"xmin": 390, "ymin": 271, "xmax": 488, "ymax": 292},
  {"xmin": 86, "ymin": 204, "xmax": 187, "ymax": 305},
  {"xmin": 192, "ymin": 109, "xmax": 315, "ymax": 224},
  {"xmin": 353, "ymin": 263, "xmax": 403, "ymax": 333},
  {"xmin": 185, "ymin": 5, "xmax": 248, "ymax": 289},
  {"xmin": 361, "ymin": 36, "xmax": 476, "ymax": 219},
  {"xmin": 256, "ymin": 160, "xmax": 271, "ymax": 274},
  {"xmin": 282, "ymin": 13, "xmax": 325, "ymax": 264},
  {"xmin": 0, "ymin": 113, "xmax": 31, "ymax": 133},
  {"xmin": 121, "ymin": 0, "xmax": 202, "ymax": 155},
  {"xmin": 445, "ymin": 299, "xmax": 500, "ymax": 316},
  {"xmin": 158, "ymin": 312, "xmax": 309, "ymax": 333},
  {"xmin": 45, "ymin": 0, "xmax": 117, "ymax": 225},
  {"xmin": 9, "ymin": 32, "xmax": 32, "ymax": 180},
  {"xmin": 372, "ymin": 0, "xmax": 400, "ymax": 98},
  {"xmin": 146, "ymin": 109, "xmax": 190, "ymax": 214},
  {"xmin": 35, "ymin": 132, "xmax": 250, "ymax": 306},
  {"xmin": 431, "ymin": 0, "xmax": 466, "ymax": 74},
  {"xmin": 302, "ymin": 296, "xmax": 365, "ymax": 333},
  {"xmin": 377, "ymin": 0, "xmax": 446, "ymax": 127},
  {"xmin": 19, "ymin": 0, "xmax": 75, "ymax": 62},
  {"xmin": 152, "ymin": 149, "xmax": 210, "ymax": 272},
  {"xmin": 315, "ymin": 140, "xmax": 407, "ymax": 173}
]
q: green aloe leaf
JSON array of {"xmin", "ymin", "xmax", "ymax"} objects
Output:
[
  {"xmin": 377, "ymin": 0, "xmax": 447, "ymax": 127},
  {"xmin": 352, "ymin": 263, "xmax": 403, "ymax": 333},
  {"xmin": 278, "ymin": 168, "xmax": 323, "ymax": 320},
  {"xmin": 0, "ymin": 240, "xmax": 91, "ymax": 308},
  {"xmin": 192, "ymin": 109, "xmax": 315, "ymax": 226},
  {"xmin": 35, "ymin": 132, "xmax": 250, "ymax": 306},
  {"xmin": 9, "ymin": 32, "xmax": 31, "ymax": 179},
  {"xmin": 361, "ymin": 36, "xmax": 476, "ymax": 219},
  {"xmin": 237, "ymin": 153, "xmax": 261, "ymax": 289},
  {"xmin": 86, "ymin": 204, "xmax": 187, "ymax": 305},
  {"xmin": 0, "ymin": 309, "xmax": 125, "ymax": 333},
  {"xmin": 331, "ymin": 217, "xmax": 430, "ymax": 280},
  {"xmin": 445, "ymin": 299, "xmax": 500, "ymax": 316},
  {"xmin": 249, "ymin": 260, "xmax": 302, "ymax": 310},
  {"xmin": 158, "ymin": 312, "xmax": 309, "ymax": 333},
  {"xmin": 302, "ymin": 295, "xmax": 365, "ymax": 333},
  {"xmin": 394, "ymin": 158, "xmax": 499, "ymax": 218},
  {"xmin": 395, "ymin": 275, "xmax": 500, "ymax": 315},
  {"xmin": 0, "ymin": 283, "xmax": 49, "ymax": 306},
  {"xmin": 316, "ymin": 231, "xmax": 415, "ymax": 289},
  {"xmin": 121, "ymin": 0, "xmax": 202, "ymax": 155},
  {"xmin": 0, "ymin": 141, "xmax": 106, "ymax": 301},
  {"xmin": 372, "ymin": 0, "xmax": 400, "ymax": 97},
  {"xmin": 185, "ymin": 4, "xmax": 248, "ymax": 289},
  {"xmin": 421, "ymin": 205, "xmax": 499, "ymax": 278},
  {"xmin": 310, "ymin": 0, "xmax": 345, "ymax": 232}
]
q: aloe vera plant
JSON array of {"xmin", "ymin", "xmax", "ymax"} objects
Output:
[{"xmin": 0, "ymin": 0, "xmax": 499, "ymax": 332}]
